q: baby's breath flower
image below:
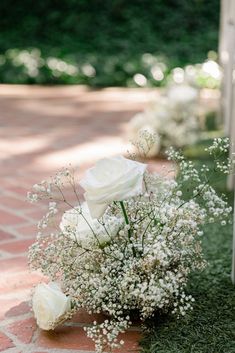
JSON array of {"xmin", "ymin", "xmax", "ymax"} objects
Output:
[{"xmin": 28, "ymin": 138, "xmax": 232, "ymax": 353}]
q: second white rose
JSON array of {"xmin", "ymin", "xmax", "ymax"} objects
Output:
[{"xmin": 60, "ymin": 202, "xmax": 122, "ymax": 247}]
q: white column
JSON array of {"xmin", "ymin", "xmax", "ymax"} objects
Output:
[
  {"xmin": 220, "ymin": 0, "xmax": 235, "ymax": 136},
  {"xmin": 232, "ymin": 193, "xmax": 235, "ymax": 284},
  {"xmin": 230, "ymin": 81, "xmax": 235, "ymax": 284},
  {"xmin": 219, "ymin": 0, "xmax": 235, "ymax": 283},
  {"xmin": 219, "ymin": 0, "xmax": 230, "ymax": 132}
]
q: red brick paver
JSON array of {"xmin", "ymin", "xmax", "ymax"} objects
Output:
[
  {"xmin": 0, "ymin": 85, "xmax": 160, "ymax": 353},
  {"xmin": 7, "ymin": 317, "xmax": 36, "ymax": 344},
  {"xmin": 0, "ymin": 85, "xmax": 218, "ymax": 352},
  {"xmin": 0, "ymin": 332, "xmax": 15, "ymax": 351}
]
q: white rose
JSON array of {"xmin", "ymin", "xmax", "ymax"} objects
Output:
[
  {"xmin": 32, "ymin": 282, "xmax": 71, "ymax": 330},
  {"xmin": 80, "ymin": 156, "xmax": 147, "ymax": 218},
  {"xmin": 60, "ymin": 202, "xmax": 121, "ymax": 247},
  {"xmin": 129, "ymin": 112, "xmax": 147, "ymax": 133},
  {"xmin": 167, "ymin": 84, "xmax": 198, "ymax": 105}
]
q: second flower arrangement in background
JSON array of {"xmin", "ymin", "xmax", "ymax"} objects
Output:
[{"xmin": 128, "ymin": 83, "xmax": 201, "ymax": 157}]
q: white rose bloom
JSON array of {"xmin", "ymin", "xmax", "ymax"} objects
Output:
[
  {"xmin": 32, "ymin": 282, "xmax": 71, "ymax": 330},
  {"xmin": 60, "ymin": 202, "xmax": 121, "ymax": 246},
  {"xmin": 80, "ymin": 156, "xmax": 147, "ymax": 218},
  {"xmin": 167, "ymin": 84, "xmax": 198, "ymax": 105},
  {"xmin": 130, "ymin": 110, "xmax": 158, "ymax": 129},
  {"xmin": 129, "ymin": 112, "xmax": 147, "ymax": 133}
]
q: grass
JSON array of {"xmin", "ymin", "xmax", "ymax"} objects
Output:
[{"xmin": 141, "ymin": 139, "xmax": 235, "ymax": 353}]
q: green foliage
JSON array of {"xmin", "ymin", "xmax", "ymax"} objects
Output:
[
  {"xmin": 141, "ymin": 139, "xmax": 235, "ymax": 353},
  {"xmin": 205, "ymin": 111, "xmax": 219, "ymax": 131},
  {"xmin": 0, "ymin": 0, "xmax": 220, "ymax": 86}
]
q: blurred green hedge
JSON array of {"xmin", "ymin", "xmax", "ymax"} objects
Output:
[{"xmin": 0, "ymin": 0, "xmax": 220, "ymax": 86}]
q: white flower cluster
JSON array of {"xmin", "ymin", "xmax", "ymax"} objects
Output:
[
  {"xmin": 180, "ymin": 58, "xmax": 221, "ymax": 89},
  {"xmin": 128, "ymin": 83, "xmax": 199, "ymax": 157},
  {"xmin": 28, "ymin": 139, "xmax": 232, "ymax": 353},
  {"xmin": 205, "ymin": 137, "xmax": 232, "ymax": 174}
]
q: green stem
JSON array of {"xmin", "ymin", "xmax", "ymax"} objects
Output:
[
  {"xmin": 119, "ymin": 201, "xmax": 136, "ymax": 256},
  {"xmin": 120, "ymin": 201, "xmax": 130, "ymax": 225}
]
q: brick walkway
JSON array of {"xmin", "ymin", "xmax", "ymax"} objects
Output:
[
  {"xmin": 0, "ymin": 85, "xmax": 219, "ymax": 353},
  {"xmin": 0, "ymin": 85, "xmax": 170, "ymax": 353}
]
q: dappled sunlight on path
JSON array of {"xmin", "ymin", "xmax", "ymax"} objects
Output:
[
  {"xmin": 0, "ymin": 86, "xmax": 161, "ymax": 176},
  {"xmin": 0, "ymin": 85, "xmax": 166, "ymax": 353}
]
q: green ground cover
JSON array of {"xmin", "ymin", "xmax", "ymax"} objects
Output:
[
  {"xmin": 0, "ymin": 0, "xmax": 220, "ymax": 86},
  {"xmin": 141, "ymin": 139, "xmax": 235, "ymax": 353}
]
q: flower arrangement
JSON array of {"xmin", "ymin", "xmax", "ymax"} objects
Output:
[
  {"xmin": 128, "ymin": 83, "xmax": 200, "ymax": 157},
  {"xmin": 28, "ymin": 137, "xmax": 232, "ymax": 353}
]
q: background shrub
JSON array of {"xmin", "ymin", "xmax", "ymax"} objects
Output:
[{"xmin": 0, "ymin": 0, "xmax": 220, "ymax": 86}]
